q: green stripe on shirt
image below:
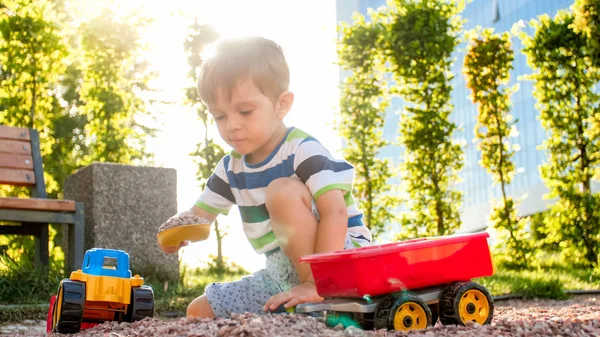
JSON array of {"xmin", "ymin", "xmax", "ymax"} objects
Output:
[
  {"xmin": 195, "ymin": 201, "xmax": 229, "ymax": 215},
  {"xmin": 344, "ymin": 191, "xmax": 355, "ymax": 207},
  {"xmin": 314, "ymin": 183, "xmax": 353, "ymax": 199},
  {"xmin": 248, "ymin": 231, "xmax": 277, "ymax": 250},
  {"xmin": 239, "ymin": 204, "xmax": 269, "ymax": 223},
  {"xmin": 286, "ymin": 128, "xmax": 311, "ymax": 141}
]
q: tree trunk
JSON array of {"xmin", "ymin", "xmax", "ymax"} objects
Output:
[
  {"xmin": 214, "ymin": 219, "xmax": 224, "ymax": 277},
  {"xmin": 30, "ymin": 73, "xmax": 37, "ymax": 128}
]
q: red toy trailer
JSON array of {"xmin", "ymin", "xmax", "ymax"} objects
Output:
[{"xmin": 296, "ymin": 232, "xmax": 495, "ymax": 332}]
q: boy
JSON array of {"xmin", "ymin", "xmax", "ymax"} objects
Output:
[{"xmin": 158, "ymin": 36, "xmax": 372, "ymax": 318}]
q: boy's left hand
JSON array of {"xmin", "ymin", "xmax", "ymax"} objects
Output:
[{"xmin": 263, "ymin": 281, "xmax": 324, "ymax": 312}]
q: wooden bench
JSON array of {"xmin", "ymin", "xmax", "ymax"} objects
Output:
[{"xmin": 0, "ymin": 124, "xmax": 84, "ymax": 274}]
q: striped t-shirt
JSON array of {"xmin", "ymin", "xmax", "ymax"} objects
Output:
[{"xmin": 195, "ymin": 127, "xmax": 372, "ymax": 255}]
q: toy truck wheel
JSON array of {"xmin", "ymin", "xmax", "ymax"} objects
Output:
[
  {"xmin": 125, "ymin": 285, "xmax": 154, "ymax": 322},
  {"xmin": 439, "ymin": 282, "xmax": 493, "ymax": 326},
  {"xmin": 52, "ymin": 279, "xmax": 85, "ymax": 333},
  {"xmin": 374, "ymin": 294, "xmax": 431, "ymax": 331}
]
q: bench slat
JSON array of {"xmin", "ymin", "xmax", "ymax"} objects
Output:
[
  {"xmin": 0, "ymin": 139, "xmax": 32, "ymax": 155},
  {"xmin": 0, "ymin": 125, "xmax": 31, "ymax": 141},
  {"xmin": 0, "ymin": 154, "xmax": 34, "ymax": 170},
  {"xmin": 0, "ymin": 168, "xmax": 36, "ymax": 186},
  {"xmin": 0, "ymin": 197, "xmax": 76, "ymax": 212}
]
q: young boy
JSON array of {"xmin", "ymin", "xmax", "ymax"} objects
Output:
[{"xmin": 158, "ymin": 36, "xmax": 372, "ymax": 318}]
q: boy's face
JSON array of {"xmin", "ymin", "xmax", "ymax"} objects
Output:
[{"xmin": 207, "ymin": 78, "xmax": 293, "ymax": 163}]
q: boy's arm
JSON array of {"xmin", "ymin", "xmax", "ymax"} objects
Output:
[
  {"xmin": 290, "ymin": 189, "xmax": 347, "ymax": 284},
  {"xmin": 313, "ymin": 189, "xmax": 348, "ymax": 256}
]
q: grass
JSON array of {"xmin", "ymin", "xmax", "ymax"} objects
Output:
[
  {"xmin": 476, "ymin": 256, "xmax": 600, "ymax": 300},
  {"xmin": 0, "ymin": 304, "xmax": 48, "ymax": 322},
  {"xmin": 0, "ymin": 255, "xmax": 63, "ymax": 305}
]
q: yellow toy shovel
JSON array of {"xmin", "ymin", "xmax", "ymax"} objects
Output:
[{"xmin": 156, "ymin": 216, "xmax": 211, "ymax": 248}]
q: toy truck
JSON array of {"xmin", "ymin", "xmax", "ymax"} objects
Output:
[
  {"xmin": 295, "ymin": 232, "xmax": 495, "ymax": 332},
  {"xmin": 48, "ymin": 248, "xmax": 154, "ymax": 333}
]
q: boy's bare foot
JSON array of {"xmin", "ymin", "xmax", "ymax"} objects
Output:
[{"xmin": 262, "ymin": 281, "xmax": 324, "ymax": 312}]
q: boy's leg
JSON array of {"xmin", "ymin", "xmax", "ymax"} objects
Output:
[
  {"xmin": 265, "ymin": 178, "xmax": 317, "ymax": 284},
  {"xmin": 187, "ymin": 295, "xmax": 215, "ymax": 318},
  {"xmin": 196, "ymin": 269, "xmax": 283, "ymax": 317}
]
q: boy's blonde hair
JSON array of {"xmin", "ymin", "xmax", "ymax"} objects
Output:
[{"xmin": 197, "ymin": 36, "xmax": 290, "ymax": 105}]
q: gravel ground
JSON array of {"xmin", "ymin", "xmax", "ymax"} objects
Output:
[
  {"xmin": 158, "ymin": 215, "xmax": 210, "ymax": 232},
  {"xmin": 14, "ymin": 294, "xmax": 594, "ymax": 337}
]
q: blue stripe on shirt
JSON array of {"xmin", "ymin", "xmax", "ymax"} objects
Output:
[
  {"xmin": 295, "ymin": 155, "xmax": 354, "ymax": 183},
  {"xmin": 206, "ymin": 172, "xmax": 235, "ymax": 203},
  {"xmin": 348, "ymin": 214, "xmax": 364, "ymax": 228},
  {"xmin": 226, "ymin": 154, "xmax": 296, "ymax": 190}
]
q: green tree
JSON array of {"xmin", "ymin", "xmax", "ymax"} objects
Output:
[
  {"xmin": 337, "ymin": 14, "xmax": 399, "ymax": 239},
  {"xmin": 0, "ymin": 0, "xmax": 66, "ymax": 149},
  {"xmin": 463, "ymin": 28, "xmax": 531, "ymax": 264},
  {"xmin": 384, "ymin": 0, "xmax": 464, "ymax": 238},
  {"xmin": 183, "ymin": 21, "xmax": 228, "ymax": 274},
  {"xmin": 1, "ymin": 1, "xmax": 156, "ymax": 265},
  {"xmin": 571, "ymin": 0, "xmax": 600, "ymax": 66},
  {"xmin": 0, "ymin": 0, "xmax": 68, "ymax": 264},
  {"xmin": 76, "ymin": 9, "xmax": 154, "ymax": 164},
  {"xmin": 520, "ymin": 11, "xmax": 600, "ymax": 265}
]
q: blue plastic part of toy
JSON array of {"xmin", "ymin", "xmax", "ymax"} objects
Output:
[{"xmin": 81, "ymin": 248, "xmax": 132, "ymax": 278}]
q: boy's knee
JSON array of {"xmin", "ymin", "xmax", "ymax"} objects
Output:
[
  {"xmin": 187, "ymin": 295, "xmax": 215, "ymax": 318},
  {"xmin": 265, "ymin": 178, "xmax": 310, "ymax": 210}
]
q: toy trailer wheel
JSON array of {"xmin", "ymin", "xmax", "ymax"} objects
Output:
[
  {"xmin": 374, "ymin": 294, "xmax": 431, "ymax": 331},
  {"xmin": 52, "ymin": 279, "xmax": 86, "ymax": 333},
  {"xmin": 125, "ymin": 285, "xmax": 154, "ymax": 322},
  {"xmin": 439, "ymin": 282, "xmax": 494, "ymax": 326}
]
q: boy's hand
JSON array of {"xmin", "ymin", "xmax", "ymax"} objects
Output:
[
  {"xmin": 263, "ymin": 281, "xmax": 324, "ymax": 312},
  {"xmin": 160, "ymin": 240, "xmax": 189, "ymax": 254}
]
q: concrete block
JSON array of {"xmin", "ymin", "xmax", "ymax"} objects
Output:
[{"xmin": 64, "ymin": 163, "xmax": 179, "ymax": 282}]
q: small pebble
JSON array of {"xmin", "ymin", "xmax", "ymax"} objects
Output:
[{"xmin": 158, "ymin": 215, "xmax": 210, "ymax": 232}]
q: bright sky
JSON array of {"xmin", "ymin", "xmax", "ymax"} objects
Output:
[{"xmin": 79, "ymin": 0, "xmax": 341, "ymax": 272}]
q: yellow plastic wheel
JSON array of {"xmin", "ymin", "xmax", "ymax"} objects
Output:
[
  {"xmin": 392, "ymin": 301, "xmax": 429, "ymax": 331},
  {"xmin": 51, "ymin": 285, "xmax": 63, "ymax": 330},
  {"xmin": 458, "ymin": 289, "xmax": 490, "ymax": 324}
]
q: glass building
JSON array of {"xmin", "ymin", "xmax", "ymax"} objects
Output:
[{"xmin": 336, "ymin": 0, "xmax": 574, "ymax": 232}]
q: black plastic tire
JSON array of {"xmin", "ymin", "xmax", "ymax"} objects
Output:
[
  {"xmin": 439, "ymin": 282, "xmax": 494, "ymax": 326},
  {"xmin": 125, "ymin": 285, "xmax": 154, "ymax": 322},
  {"xmin": 53, "ymin": 279, "xmax": 85, "ymax": 333}
]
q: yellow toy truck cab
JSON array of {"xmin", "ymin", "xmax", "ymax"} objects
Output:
[{"xmin": 50, "ymin": 248, "xmax": 154, "ymax": 333}]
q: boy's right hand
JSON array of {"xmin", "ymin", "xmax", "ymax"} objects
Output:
[
  {"xmin": 158, "ymin": 211, "xmax": 195, "ymax": 254},
  {"xmin": 161, "ymin": 240, "xmax": 190, "ymax": 254}
]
